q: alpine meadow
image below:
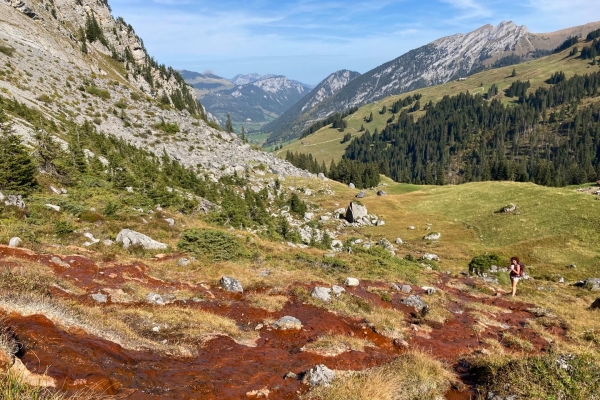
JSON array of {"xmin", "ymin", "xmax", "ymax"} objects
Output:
[{"xmin": 1, "ymin": 1, "xmax": 600, "ymax": 399}]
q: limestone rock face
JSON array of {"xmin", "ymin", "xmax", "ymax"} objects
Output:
[{"xmin": 116, "ymin": 229, "xmax": 168, "ymax": 250}]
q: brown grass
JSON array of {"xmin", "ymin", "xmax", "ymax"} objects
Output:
[
  {"xmin": 301, "ymin": 334, "xmax": 375, "ymax": 356},
  {"xmin": 246, "ymin": 293, "xmax": 289, "ymax": 312},
  {"xmin": 304, "ymin": 350, "xmax": 455, "ymax": 400}
]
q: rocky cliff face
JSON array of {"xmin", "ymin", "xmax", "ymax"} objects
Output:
[
  {"xmin": 0, "ymin": 0, "xmax": 308, "ymax": 178},
  {"xmin": 262, "ymin": 69, "xmax": 360, "ymax": 144},
  {"xmin": 265, "ymin": 21, "xmax": 600, "ymax": 144}
]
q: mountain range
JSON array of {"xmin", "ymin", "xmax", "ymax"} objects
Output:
[{"xmin": 264, "ymin": 20, "xmax": 600, "ymax": 145}]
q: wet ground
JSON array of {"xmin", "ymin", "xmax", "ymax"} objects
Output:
[{"xmin": 0, "ymin": 245, "xmax": 559, "ymax": 399}]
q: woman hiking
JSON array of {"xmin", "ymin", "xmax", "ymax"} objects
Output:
[{"xmin": 509, "ymin": 256, "xmax": 524, "ymax": 297}]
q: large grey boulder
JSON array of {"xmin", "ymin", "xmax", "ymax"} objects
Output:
[
  {"xmin": 346, "ymin": 202, "xmax": 368, "ymax": 223},
  {"xmin": 220, "ymin": 276, "xmax": 243, "ymax": 293},
  {"xmin": 8, "ymin": 237, "xmax": 22, "ymax": 247},
  {"xmin": 273, "ymin": 316, "xmax": 302, "ymax": 330},
  {"xmin": 348, "ymin": 183, "xmax": 355, "ymax": 189},
  {"xmin": 305, "ymin": 365, "xmax": 336, "ymax": 387},
  {"xmin": 355, "ymin": 191, "xmax": 366, "ymax": 199},
  {"xmin": 116, "ymin": 229, "xmax": 168, "ymax": 250},
  {"xmin": 402, "ymin": 295, "xmax": 428, "ymax": 312},
  {"xmin": 311, "ymin": 287, "xmax": 332, "ymax": 302},
  {"xmin": 423, "ymin": 232, "xmax": 441, "ymax": 240}
]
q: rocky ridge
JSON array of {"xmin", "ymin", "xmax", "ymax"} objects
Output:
[
  {"xmin": 265, "ymin": 20, "xmax": 600, "ymax": 144},
  {"xmin": 0, "ymin": 0, "xmax": 308, "ymax": 178}
]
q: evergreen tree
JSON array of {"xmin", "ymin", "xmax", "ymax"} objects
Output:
[
  {"xmin": 225, "ymin": 114, "xmax": 234, "ymax": 133},
  {"xmin": 240, "ymin": 126, "xmax": 247, "ymax": 143},
  {"xmin": 511, "ymin": 68, "xmax": 517, "ymax": 77},
  {"xmin": 0, "ymin": 110, "xmax": 37, "ymax": 193}
]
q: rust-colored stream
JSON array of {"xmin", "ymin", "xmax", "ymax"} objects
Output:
[{"xmin": 0, "ymin": 246, "xmax": 558, "ymax": 399}]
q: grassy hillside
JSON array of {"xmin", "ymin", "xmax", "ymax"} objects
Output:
[{"xmin": 277, "ymin": 42, "xmax": 600, "ymax": 165}]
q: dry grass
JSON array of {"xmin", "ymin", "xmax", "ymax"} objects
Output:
[
  {"xmin": 301, "ymin": 334, "xmax": 375, "ymax": 356},
  {"xmin": 298, "ymin": 290, "xmax": 408, "ymax": 340},
  {"xmin": 0, "ymin": 294, "xmax": 181, "ymax": 355},
  {"xmin": 305, "ymin": 350, "xmax": 455, "ymax": 400},
  {"xmin": 246, "ymin": 293, "xmax": 289, "ymax": 312},
  {"xmin": 110, "ymin": 306, "xmax": 259, "ymax": 347},
  {"xmin": 500, "ymin": 332, "xmax": 534, "ymax": 352}
]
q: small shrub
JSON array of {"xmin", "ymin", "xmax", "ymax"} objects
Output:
[
  {"xmin": 178, "ymin": 229, "xmax": 247, "ymax": 261},
  {"xmin": 54, "ymin": 220, "xmax": 75, "ymax": 235},
  {"xmin": 0, "ymin": 43, "xmax": 15, "ymax": 57},
  {"xmin": 85, "ymin": 85, "xmax": 111, "ymax": 100},
  {"xmin": 469, "ymin": 253, "xmax": 503, "ymax": 275}
]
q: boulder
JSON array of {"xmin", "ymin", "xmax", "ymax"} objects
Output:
[
  {"xmin": 331, "ymin": 285, "xmax": 345, "ymax": 296},
  {"xmin": 423, "ymin": 232, "xmax": 441, "ymax": 240},
  {"xmin": 305, "ymin": 364, "xmax": 336, "ymax": 387},
  {"xmin": 402, "ymin": 295, "xmax": 428, "ymax": 312},
  {"xmin": 177, "ymin": 258, "xmax": 190, "ymax": 267},
  {"xmin": 164, "ymin": 218, "xmax": 175, "ymax": 227},
  {"xmin": 116, "ymin": 229, "xmax": 168, "ymax": 250},
  {"xmin": 346, "ymin": 202, "xmax": 368, "ymax": 223},
  {"xmin": 355, "ymin": 191, "xmax": 366, "ymax": 199},
  {"xmin": 348, "ymin": 183, "xmax": 355, "ymax": 189},
  {"xmin": 378, "ymin": 238, "xmax": 395, "ymax": 255},
  {"xmin": 50, "ymin": 256, "xmax": 70, "ymax": 268},
  {"xmin": 330, "ymin": 240, "xmax": 343, "ymax": 250},
  {"xmin": 502, "ymin": 204, "xmax": 518, "ymax": 213},
  {"xmin": 8, "ymin": 237, "xmax": 22, "ymax": 247},
  {"xmin": 4, "ymin": 194, "xmax": 26, "ymax": 209},
  {"xmin": 220, "ymin": 276, "xmax": 243, "ymax": 293},
  {"xmin": 376, "ymin": 190, "xmax": 386, "ymax": 196},
  {"xmin": 408, "ymin": 226, "xmax": 415, "ymax": 230},
  {"xmin": 422, "ymin": 253, "xmax": 440, "ymax": 261},
  {"xmin": 146, "ymin": 292, "xmax": 165, "ymax": 305},
  {"xmin": 344, "ymin": 277, "xmax": 360, "ymax": 287},
  {"xmin": 273, "ymin": 316, "xmax": 302, "ymax": 330},
  {"xmin": 311, "ymin": 287, "xmax": 332, "ymax": 302},
  {"xmin": 45, "ymin": 204, "xmax": 60, "ymax": 212},
  {"xmin": 584, "ymin": 278, "xmax": 600, "ymax": 291},
  {"xmin": 401, "ymin": 285, "xmax": 413, "ymax": 293},
  {"xmin": 590, "ymin": 298, "xmax": 600, "ymax": 310},
  {"xmin": 395, "ymin": 238, "xmax": 403, "ymax": 245},
  {"xmin": 90, "ymin": 292, "xmax": 108, "ymax": 303}
]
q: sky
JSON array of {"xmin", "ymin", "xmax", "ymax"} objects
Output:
[{"xmin": 108, "ymin": 0, "xmax": 600, "ymax": 85}]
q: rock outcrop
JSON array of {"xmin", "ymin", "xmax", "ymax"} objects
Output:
[{"xmin": 116, "ymin": 229, "xmax": 168, "ymax": 250}]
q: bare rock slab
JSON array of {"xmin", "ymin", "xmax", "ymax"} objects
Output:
[{"xmin": 116, "ymin": 229, "xmax": 168, "ymax": 250}]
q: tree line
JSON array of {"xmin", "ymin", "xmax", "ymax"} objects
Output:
[{"xmin": 342, "ymin": 69, "xmax": 600, "ymax": 186}]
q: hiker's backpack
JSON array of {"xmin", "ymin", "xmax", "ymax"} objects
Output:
[{"xmin": 518, "ymin": 262, "xmax": 525, "ymax": 277}]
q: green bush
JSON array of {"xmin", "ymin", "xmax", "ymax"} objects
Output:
[
  {"xmin": 178, "ymin": 229, "xmax": 247, "ymax": 261},
  {"xmin": 86, "ymin": 85, "xmax": 111, "ymax": 100},
  {"xmin": 470, "ymin": 353, "xmax": 600, "ymax": 399},
  {"xmin": 469, "ymin": 253, "xmax": 503, "ymax": 275},
  {"xmin": 54, "ymin": 220, "xmax": 74, "ymax": 235}
]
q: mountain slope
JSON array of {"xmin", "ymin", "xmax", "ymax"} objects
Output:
[
  {"xmin": 0, "ymin": 0, "xmax": 306, "ymax": 178},
  {"xmin": 178, "ymin": 70, "xmax": 235, "ymax": 96},
  {"xmin": 266, "ymin": 20, "xmax": 600, "ymax": 145},
  {"xmin": 262, "ymin": 69, "xmax": 360, "ymax": 145},
  {"xmin": 200, "ymin": 75, "xmax": 312, "ymax": 132},
  {"xmin": 277, "ymin": 37, "xmax": 600, "ymax": 166}
]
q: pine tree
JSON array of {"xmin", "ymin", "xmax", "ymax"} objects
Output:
[
  {"xmin": 240, "ymin": 126, "xmax": 247, "ymax": 143},
  {"xmin": 225, "ymin": 114, "xmax": 234, "ymax": 133},
  {"xmin": 0, "ymin": 110, "xmax": 37, "ymax": 193},
  {"xmin": 511, "ymin": 68, "xmax": 517, "ymax": 77}
]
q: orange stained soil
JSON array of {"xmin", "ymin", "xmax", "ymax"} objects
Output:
[{"xmin": 0, "ymin": 246, "xmax": 560, "ymax": 399}]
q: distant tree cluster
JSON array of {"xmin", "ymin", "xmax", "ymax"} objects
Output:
[
  {"xmin": 554, "ymin": 36, "xmax": 579, "ymax": 53},
  {"xmin": 285, "ymin": 151, "xmax": 327, "ymax": 175},
  {"xmin": 390, "ymin": 93, "xmax": 421, "ymax": 113},
  {"xmin": 505, "ymin": 80, "xmax": 531, "ymax": 98},
  {"xmin": 328, "ymin": 158, "xmax": 380, "ymax": 189},
  {"xmin": 300, "ymin": 107, "xmax": 358, "ymax": 138},
  {"xmin": 343, "ymin": 70, "xmax": 600, "ymax": 187}
]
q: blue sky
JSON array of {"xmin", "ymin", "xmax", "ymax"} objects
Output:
[{"xmin": 108, "ymin": 0, "xmax": 600, "ymax": 85}]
